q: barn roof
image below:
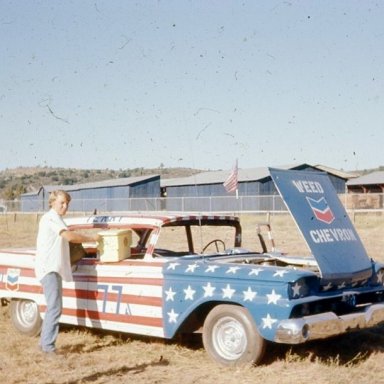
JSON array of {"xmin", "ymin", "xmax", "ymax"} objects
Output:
[
  {"xmin": 346, "ymin": 171, "xmax": 384, "ymax": 186},
  {"xmin": 22, "ymin": 174, "xmax": 159, "ymax": 197},
  {"xmin": 161, "ymin": 163, "xmax": 354, "ymax": 187},
  {"xmin": 313, "ymin": 164, "xmax": 360, "ymax": 179}
]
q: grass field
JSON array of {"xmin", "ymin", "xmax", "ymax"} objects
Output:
[{"xmin": 0, "ymin": 212, "xmax": 383, "ymax": 384}]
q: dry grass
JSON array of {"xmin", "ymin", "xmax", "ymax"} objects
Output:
[{"xmin": 0, "ymin": 212, "xmax": 384, "ymax": 384}]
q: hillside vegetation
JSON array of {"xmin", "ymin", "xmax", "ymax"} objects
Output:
[
  {"xmin": 0, "ymin": 166, "xmax": 202, "ymax": 200},
  {"xmin": 1, "ymin": 165, "xmax": 382, "ymax": 201}
]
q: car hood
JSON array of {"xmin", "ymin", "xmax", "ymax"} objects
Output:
[{"xmin": 269, "ymin": 168, "xmax": 372, "ymax": 285}]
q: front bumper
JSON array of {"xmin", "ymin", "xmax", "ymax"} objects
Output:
[{"xmin": 275, "ymin": 303, "xmax": 384, "ymax": 344}]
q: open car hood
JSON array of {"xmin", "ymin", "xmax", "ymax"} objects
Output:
[{"xmin": 269, "ymin": 168, "xmax": 372, "ymax": 285}]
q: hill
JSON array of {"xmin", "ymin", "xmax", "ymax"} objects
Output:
[{"xmin": 0, "ymin": 166, "xmax": 202, "ymax": 200}]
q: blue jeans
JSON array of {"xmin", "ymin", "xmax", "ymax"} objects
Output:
[{"xmin": 40, "ymin": 272, "xmax": 63, "ymax": 352}]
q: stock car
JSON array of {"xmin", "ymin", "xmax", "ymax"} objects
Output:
[{"xmin": 0, "ymin": 169, "xmax": 384, "ymax": 366}]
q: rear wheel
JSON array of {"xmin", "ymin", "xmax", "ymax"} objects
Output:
[
  {"xmin": 10, "ymin": 299, "xmax": 42, "ymax": 337},
  {"xmin": 202, "ymin": 304, "xmax": 266, "ymax": 366}
]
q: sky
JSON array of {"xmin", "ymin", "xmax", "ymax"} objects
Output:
[{"xmin": 1, "ymin": 1, "xmax": 383, "ymax": 173}]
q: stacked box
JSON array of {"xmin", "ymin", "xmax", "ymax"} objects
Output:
[{"xmin": 97, "ymin": 229, "xmax": 132, "ymax": 262}]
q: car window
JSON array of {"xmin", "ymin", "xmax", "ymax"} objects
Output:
[{"xmin": 155, "ymin": 224, "xmax": 237, "ymax": 255}]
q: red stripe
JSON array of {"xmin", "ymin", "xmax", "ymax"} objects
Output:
[
  {"xmin": 0, "ymin": 267, "xmax": 36, "ymax": 278},
  {"xmin": 0, "ymin": 250, "xmax": 34, "ymax": 256},
  {"xmin": 80, "ymin": 259, "xmax": 164, "ymax": 267},
  {"xmin": 61, "ymin": 307, "xmax": 163, "ymax": 327},
  {"xmin": 87, "ymin": 276, "xmax": 163, "ymax": 286},
  {"xmin": 0, "ymin": 282, "xmax": 42, "ymax": 294},
  {"xmin": 62, "ymin": 288, "xmax": 162, "ymax": 306}
]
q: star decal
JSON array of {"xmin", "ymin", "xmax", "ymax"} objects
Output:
[
  {"xmin": 165, "ymin": 287, "xmax": 176, "ymax": 301},
  {"xmin": 185, "ymin": 263, "xmax": 199, "ymax": 273},
  {"xmin": 248, "ymin": 268, "xmax": 263, "ymax": 276},
  {"xmin": 337, "ymin": 281, "xmax": 346, "ymax": 289},
  {"xmin": 203, "ymin": 282, "xmax": 216, "ymax": 297},
  {"xmin": 222, "ymin": 284, "xmax": 236, "ymax": 299},
  {"xmin": 167, "ymin": 309, "xmax": 179, "ymax": 323},
  {"xmin": 262, "ymin": 313, "xmax": 277, "ymax": 329},
  {"xmin": 242, "ymin": 287, "xmax": 257, "ymax": 302},
  {"xmin": 291, "ymin": 282, "xmax": 302, "ymax": 297},
  {"xmin": 377, "ymin": 270, "xmax": 384, "ymax": 284},
  {"xmin": 183, "ymin": 285, "xmax": 196, "ymax": 300},
  {"xmin": 205, "ymin": 265, "xmax": 219, "ymax": 273},
  {"xmin": 226, "ymin": 266, "xmax": 241, "ymax": 274},
  {"xmin": 266, "ymin": 289, "xmax": 281, "ymax": 304},
  {"xmin": 167, "ymin": 262, "xmax": 180, "ymax": 270},
  {"xmin": 273, "ymin": 270, "xmax": 289, "ymax": 277},
  {"xmin": 322, "ymin": 282, "xmax": 333, "ymax": 291}
]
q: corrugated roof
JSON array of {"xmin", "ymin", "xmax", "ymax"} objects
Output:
[
  {"xmin": 48, "ymin": 174, "xmax": 159, "ymax": 191},
  {"xmin": 22, "ymin": 175, "xmax": 159, "ymax": 196},
  {"xmin": 161, "ymin": 163, "xmax": 356, "ymax": 188},
  {"xmin": 346, "ymin": 171, "xmax": 384, "ymax": 186},
  {"xmin": 314, "ymin": 164, "xmax": 360, "ymax": 179},
  {"xmin": 161, "ymin": 164, "xmax": 301, "ymax": 187}
]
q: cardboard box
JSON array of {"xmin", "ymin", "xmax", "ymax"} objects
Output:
[{"xmin": 98, "ymin": 229, "xmax": 132, "ymax": 262}]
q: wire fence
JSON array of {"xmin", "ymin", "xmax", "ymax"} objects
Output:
[{"xmin": 1, "ymin": 193, "xmax": 384, "ymax": 214}]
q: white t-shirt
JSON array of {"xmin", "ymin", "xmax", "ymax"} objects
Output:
[{"xmin": 35, "ymin": 209, "xmax": 73, "ymax": 282}]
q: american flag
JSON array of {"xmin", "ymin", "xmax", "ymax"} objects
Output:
[{"xmin": 223, "ymin": 160, "xmax": 238, "ymax": 193}]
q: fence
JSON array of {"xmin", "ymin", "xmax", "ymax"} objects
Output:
[{"xmin": 1, "ymin": 193, "xmax": 384, "ymax": 214}]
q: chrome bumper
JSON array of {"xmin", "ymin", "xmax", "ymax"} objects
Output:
[{"xmin": 275, "ymin": 303, "xmax": 384, "ymax": 344}]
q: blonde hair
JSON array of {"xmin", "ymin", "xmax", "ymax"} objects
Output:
[{"xmin": 49, "ymin": 190, "xmax": 71, "ymax": 207}]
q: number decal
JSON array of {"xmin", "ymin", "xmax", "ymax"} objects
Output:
[
  {"xmin": 97, "ymin": 284, "xmax": 109, "ymax": 312},
  {"xmin": 111, "ymin": 285, "xmax": 123, "ymax": 314},
  {"xmin": 96, "ymin": 284, "xmax": 125, "ymax": 315}
]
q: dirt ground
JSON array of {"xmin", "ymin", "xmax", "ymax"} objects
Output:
[{"xmin": 0, "ymin": 212, "xmax": 384, "ymax": 383}]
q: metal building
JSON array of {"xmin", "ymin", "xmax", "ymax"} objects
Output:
[
  {"xmin": 21, "ymin": 174, "xmax": 160, "ymax": 212},
  {"xmin": 345, "ymin": 171, "xmax": 384, "ymax": 209},
  {"xmin": 161, "ymin": 164, "xmax": 352, "ymax": 212}
]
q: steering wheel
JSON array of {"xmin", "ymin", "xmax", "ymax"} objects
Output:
[{"xmin": 202, "ymin": 239, "xmax": 226, "ymax": 253}]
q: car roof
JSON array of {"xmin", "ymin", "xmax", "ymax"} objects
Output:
[{"xmin": 64, "ymin": 213, "xmax": 240, "ymax": 229}]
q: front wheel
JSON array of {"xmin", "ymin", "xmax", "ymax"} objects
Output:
[
  {"xmin": 10, "ymin": 299, "xmax": 42, "ymax": 337},
  {"xmin": 202, "ymin": 304, "xmax": 266, "ymax": 366}
]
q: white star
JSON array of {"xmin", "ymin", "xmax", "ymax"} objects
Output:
[
  {"xmin": 165, "ymin": 287, "xmax": 176, "ymax": 301},
  {"xmin": 262, "ymin": 313, "xmax": 277, "ymax": 329},
  {"xmin": 322, "ymin": 282, "xmax": 333, "ymax": 291},
  {"xmin": 167, "ymin": 262, "xmax": 180, "ymax": 270},
  {"xmin": 338, "ymin": 281, "xmax": 346, "ymax": 289},
  {"xmin": 167, "ymin": 309, "xmax": 179, "ymax": 323},
  {"xmin": 266, "ymin": 289, "xmax": 281, "ymax": 304},
  {"xmin": 248, "ymin": 268, "xmax": 263, "ymax": 276},
  {"xmin": 205, "ymin": 265, "xmax": 219, "ymax": 273},
  {"xmin": 222, "ymin": 284, "xmax": 236, "ymax": 299},
  {"xmin": 273, "ymin": 270, "xmax": 289, "ymax": 277},
  {"xmin": 186, "ymin": 263, "xmax": 199, "ymax": 273},
  {"xmin": 203, "ymin": 282, "xmax": 216, "ymax": 297},
  {"xmin": 291, "ymin": 282, "xmax": 302, "ymax": 297},
  {"xmin": 243, "ymin": 287, "xmax": 257, "ymax": 302},
  {"xmin": 378, "ymin": 270, "xmax": 384, "ymax": 284},
  {"xmin": 226, "ymin": 266, "xmax": 241, "ymax": 274},
  {"xmin": 183, "ymin": 285, "xmax": 196, "ymax": 300}
]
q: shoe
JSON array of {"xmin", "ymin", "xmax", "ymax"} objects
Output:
[{"xmin": 41, "ymin": 348, "xmax": 58, "ymax": 358}]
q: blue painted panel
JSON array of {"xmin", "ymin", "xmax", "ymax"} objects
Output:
[{"xmin": 269, "ymin": 168, "xmax": 372, "ymax": 283}]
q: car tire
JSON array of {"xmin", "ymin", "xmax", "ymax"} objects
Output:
[
  {"xmin": 202, "ymin": 304, "xmax": 266, "ymax": 366},
  {"xmin": 10, "ymin": 299, "xmax": 42, "ymax": 337}
]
